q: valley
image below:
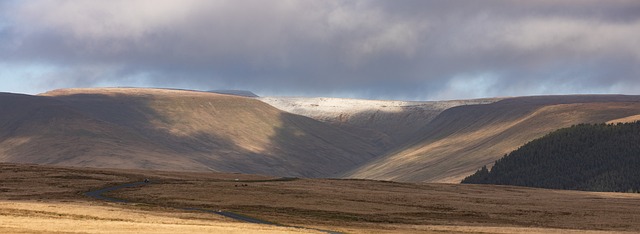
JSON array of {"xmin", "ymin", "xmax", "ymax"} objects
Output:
[
  {"xmin": 258, "ymin": 96, "xmax": 501, "ymax": 146},
  {"xmin": 343, "ymin": 96, "xmax": 640, "ymax": 183},
  {"xmin": 2, "ymin": 89, "xmax": 640, "ymax": 184},
  {"xmin": 4, "ymin": 2, "xmax": 638, "ymax": 233},
  {"xmin": 2, "ymin": 88, "xmax": 640, "ymax": 233}
]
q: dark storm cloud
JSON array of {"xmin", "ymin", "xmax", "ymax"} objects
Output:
[{"xmin": 1, "ymin": 0, "xmax": 639, "ymax": 99}]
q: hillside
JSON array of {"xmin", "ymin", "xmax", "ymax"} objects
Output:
[
  {"xmin": 0, "ymin": 88, "xmax": 381, "ymax": 177},
  {"xmin": 4, "ymin": 90, "xmax": 640, "ymax": 183},
  {"xmin": 346, "ymin": 95, "xmax": 640, "ymax": 183},
  {"xmin": 258, "ymin": 97, "xmax": 500, "ymax": 146},
  {"xmin": 462, "ymin": 122, "xmax": 640, "ymax": 192}
]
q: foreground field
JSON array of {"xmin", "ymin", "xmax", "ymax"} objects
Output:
[
  {"xmin": 113, "ymin": 176, "xmax": 640, "ymax": 233},
  {"xmin": 0, "ymin": 164, "xmax": 313, "ymax": 233},
  {"xmin": 0, "ymin": 201, "xmax": 310, "ymax": 234},
  {"xmin": 2, "ymin": 163, "xmax": 640, "ymax": 233}
]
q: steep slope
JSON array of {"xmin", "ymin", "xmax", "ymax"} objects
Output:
[
  {"xmin": 0, "ymin": 88, "xmax": 381, "ymax": 177},
  {"xmin": 346, "ymin": 95, "xmax": 640, "ymax": 183},
  {"xmin": 462, "ymin": 122, "xmax": 640, "ymax": 192},
  {"xmin": 258, "ymin": 97, "xmax": 500, "ymax": 147}
]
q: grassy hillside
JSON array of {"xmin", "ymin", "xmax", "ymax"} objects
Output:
[
  {"xmin": 463, "ymin": 122, "xmax": 640, "ymax": 192},
  {"xmin": 346, "ymin": 95, "xmax": 640, "ymax": 183},
  {"xmin": 5, "ymin": 89, "xmax": 640, "ymax": 184},
  {"xmin": 0, "ymin": 88, "xmax": 381, "ymax": 177}
]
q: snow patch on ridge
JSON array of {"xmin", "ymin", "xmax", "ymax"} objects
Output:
[{"xmin": 258, "ymin": 96, "xmax": 500, "ymax": 122}]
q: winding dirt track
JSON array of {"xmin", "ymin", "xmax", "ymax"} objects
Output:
[{"xmin": 85, "ymin": 180, "xmax": 341, "ymax": 234}]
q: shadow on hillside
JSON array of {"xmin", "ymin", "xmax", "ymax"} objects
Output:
[
  {"xmin": 7, "ymin": 93, "xmax": 265, "ymax": 173},
  {"xmin": 6, "ymin": 92, "xmax": 382, "ymax": 178},
  {"xmin": 12, "ymin": 93, "xmax": 639, "ymax": 179},
  {"xmin": 260, "ymin": 112, "xmax": 383, "ymax": 178}
]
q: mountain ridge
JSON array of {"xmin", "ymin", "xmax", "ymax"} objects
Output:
[{"xmin": 3, "ymin": 88, "xmax": 640, "ymax": 183}]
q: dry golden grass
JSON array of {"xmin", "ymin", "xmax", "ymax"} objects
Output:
[
  {"xmin": 0, "ymin": 201, "xmax": 314, "ymax": 234},
  {"xmin": 0, "ymin": 163, "xmax": 316, "ymax": 233},
  {"xmin": 347, "ymin": 99, "xmax": 640, "ymax": 183},
  {"xmin": 607, "ymin": 114, "xmax": 640, "ymax": 124}
]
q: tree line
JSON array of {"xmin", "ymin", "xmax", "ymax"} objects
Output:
[{"xmin": 462, "ymin": 121, "xmax": 640, "ymax": 192}]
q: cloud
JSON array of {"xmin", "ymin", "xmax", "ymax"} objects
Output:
[{"xmin": 1, "ymin": 0, "xmax": 639, "ymax": 100}]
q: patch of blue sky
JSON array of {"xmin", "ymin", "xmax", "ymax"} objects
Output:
[
  {"xmin": 0, "ymin": 63, "xmax": 58, "ymax": 94},
  {"xmin": 92, "ymin": 72, "xmax": 153, "ymax": 89},
  {"xmin": 433, "ymin": 72, "xmax": 500, "ymax": 100},
  {"xmin": 87, "ymin": 70, "xmax": 211, "ymax": 92}
]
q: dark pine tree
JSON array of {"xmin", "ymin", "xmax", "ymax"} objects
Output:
[{"xmin": 462, "ymin": 121, "xmax": 640, "ymax": 193}]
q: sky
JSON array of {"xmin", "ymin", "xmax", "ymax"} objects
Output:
[{"xmin": 1, "ymin": 0, "xmax": 639, "ymax": 101}]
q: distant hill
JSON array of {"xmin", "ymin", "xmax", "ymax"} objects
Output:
[
  {"xmin": 345, "ymin": 95, "xmax": 640, "ymax": 183},
  {"xmin": 0, "ymin": 88, "xmax": 380, "ymax": 178},
  {"xmin": 3, "ymin": 89, "xmax": 640, "ymax": 183},
  {"xmin": 462, "ymin": 122, "xmax": 640, "ymax": 192}
]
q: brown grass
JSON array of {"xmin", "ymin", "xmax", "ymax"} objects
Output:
[
  {"xmin": 0, "ymin": 163, "xmax": 316, "ymax": 233},
  {"xmin": 3, "ymin": 163, "xmax": 640, "ymax": 233},
  {"xmin": 111, "ymin": 170, "xmax": 640, "ymax": 233}
]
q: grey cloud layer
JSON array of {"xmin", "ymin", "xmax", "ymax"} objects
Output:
[{"xmin": 1, "ymin": 0, "xmax": 639, "ymax": 99}]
